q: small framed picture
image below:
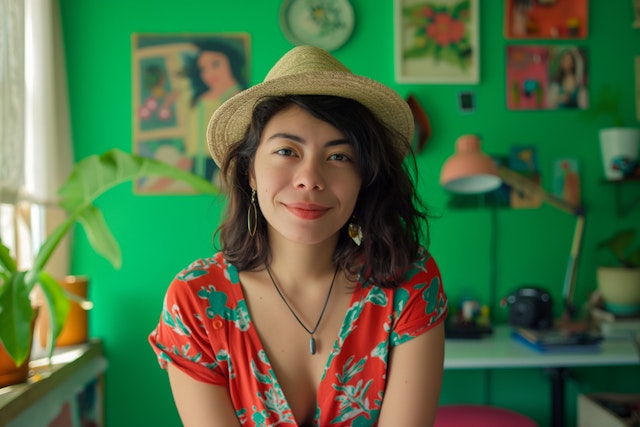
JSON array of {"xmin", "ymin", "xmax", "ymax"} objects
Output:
[{"xmin": 394, "ymin": 0, "xmax": 479, "ymax": 84}]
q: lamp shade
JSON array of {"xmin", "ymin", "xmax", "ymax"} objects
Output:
[{"xmin": 440, "ymin": 134, "xmax": 501, "ymax": 194}]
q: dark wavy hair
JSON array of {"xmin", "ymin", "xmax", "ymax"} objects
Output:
[{"xmin": 216, "ymin": 95, "xmax": 431, "ymax": 288}]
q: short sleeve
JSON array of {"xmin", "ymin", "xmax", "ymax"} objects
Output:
[
  {"xmin": 148, "ymin": 259, "xmax": 229, "ymax": 385},
  {"xmin": 390, "ymin": 250, "xmax": 448, "ymax": 346}
]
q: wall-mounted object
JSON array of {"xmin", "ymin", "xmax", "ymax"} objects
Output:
[
  {"xmin": 553, "ymin": 158, "xmax": 581, "ymax": 208},
  {"xmin": 599, "ymin": 127, "xmax": 640, "ymax": 181},
  {"xmin": 279, "ymin": 0, "xmax": 354, "ymax": 51},
  {"xmin": 634, "ymin": 0, "xmax": 640, "ymax": 28},
  {"xmin": 504, "ymin": 0, "xmax": 589, "ymax": 39},
  {"xmin": 406, "ymin": 94, "xmax": 432, "ymax": 153},
  {"xmin": 131, "ymin": 33, "xmax": 250, "ymax": 194},
  {"xmin": 394, "ymin": 0, "xmax": 479, "ymax": 84},
  {"xmin": 506, "ymin": 44, "xmax": 589, "ymax": 111},
  {"xmin": 458, "ymin": 91, "xmax": 476, "ymax": 113}
]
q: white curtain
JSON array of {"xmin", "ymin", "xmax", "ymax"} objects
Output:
[
  {"xmin": 25, "ymin": 0, "xmax": 73, "ymax": 205},
  {"xmin": 0, "ymin": 0, "xmax": 26, "ymax": 204},
  {"xmin": 0, "ymin": 0, "xmax": 73, "ymax": 275}
]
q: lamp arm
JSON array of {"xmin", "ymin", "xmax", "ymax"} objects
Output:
[
  {"xmin": 497, "ymin": 166, "xmax": 582, "ymax": 216},
  {"xmin": 497, "ymin": 166, "xmax": 586, "ymax": 321},
  {"xmin": 562, "ymin": 215, "xmax": 585, "ymax": 314}
]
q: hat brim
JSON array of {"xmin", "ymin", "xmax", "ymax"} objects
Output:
[{"xmin": 207, "ymin": 71, "xmax": 414, "ymax": 167}]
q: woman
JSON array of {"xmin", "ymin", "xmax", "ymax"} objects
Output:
[
  {"xmin": 547, "ymin": 48, "xmax": 588, "ymax": 110},
  {"xmin": 182, "ymin": 39, "xmax": 248, "ymax": 183},
  {"xmin": 149, "ymin": 46, "xmax": 447, "ymax": 427}
]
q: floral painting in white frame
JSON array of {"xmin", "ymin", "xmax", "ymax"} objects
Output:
[{"xmin": 394, "ymin": 0, "xmax": 479, "ymax": 84}]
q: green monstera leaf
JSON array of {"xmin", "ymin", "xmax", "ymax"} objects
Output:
[{"xmin": 0, "ymin": 149, "xmax": 219, "ymax": 365}]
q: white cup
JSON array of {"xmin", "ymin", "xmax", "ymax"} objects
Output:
[{"xmin": 599, "ymin": 127, "xmax": 640, "ymax": 180}]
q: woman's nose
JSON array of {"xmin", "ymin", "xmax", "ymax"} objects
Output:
[{"xmin": 295, "ymin": 160, "xmax": 325, "ymax": 190}]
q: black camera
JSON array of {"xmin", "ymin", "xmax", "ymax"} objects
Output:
[{"xmin": 505, "ymin": 287, "xmax": 553, "ymax": 330}]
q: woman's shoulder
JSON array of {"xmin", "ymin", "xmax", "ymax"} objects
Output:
[
  {"xmin": 172, "ymin": 252, "xmax": 238, "ymax": 288},
  {"xmin": 398, "ymin": 247, "xmax": 441, "ymax": 288}
]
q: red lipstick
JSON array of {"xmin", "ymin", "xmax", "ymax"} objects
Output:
[{"xmin": 285, "ymin": 203, "xmax": 330, "ymax": 220}]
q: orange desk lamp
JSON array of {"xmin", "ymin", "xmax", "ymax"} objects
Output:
[{"xmin": 440, "ymin": 135, "xmax": 586, "ymax": 321}]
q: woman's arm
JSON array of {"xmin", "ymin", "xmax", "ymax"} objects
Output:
[
  {"xmin": 167, "ymin": 363, "xmax": 242, "ymax": 427},
  {"xmin": 377, "ymin": 322, "xmax": 445, "ymax": 427}
]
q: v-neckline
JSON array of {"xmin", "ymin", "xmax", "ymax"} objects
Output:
[{"xmin": 229, "ymin": 264, "xmax": 362, "ymax": 425}]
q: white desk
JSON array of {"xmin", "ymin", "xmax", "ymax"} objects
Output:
[{"xmin": 444, "ymin": 326, "xmax": 640, "ymax": 427}]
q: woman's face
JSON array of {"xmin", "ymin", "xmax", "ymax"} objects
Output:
[
  {"xmin": 198, "ymin": 51, "xmax": 234, "ymax": 88},
  {"xmin": 250, "ymin": 105, "xmax": 362, "ymax": 246},
  {"xmin": 560, "ymin": 52, "xmax": 575, "ymax": 71}
]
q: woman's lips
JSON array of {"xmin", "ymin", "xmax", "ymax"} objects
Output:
[{"xmin": 284, "ymin": 203, "xmax": 330, "ymax": 220}]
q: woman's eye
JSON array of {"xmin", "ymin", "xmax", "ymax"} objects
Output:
[
  {"xmin": 275, "ymin": 148, "xmax": 296, "ymax": 157},
  {"xmin": 328, "ymin": 153, "xmax": 352, "ymax": 162}
]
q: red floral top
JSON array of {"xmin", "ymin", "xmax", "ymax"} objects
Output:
[{"xmin": 149, "ymin": 248, "xmax": 447, "ymax": 426}]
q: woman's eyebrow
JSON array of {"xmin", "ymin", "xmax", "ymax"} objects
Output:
[{"xmin": 266, "ymin": 132, "xmax": 350, "ymax": 147}]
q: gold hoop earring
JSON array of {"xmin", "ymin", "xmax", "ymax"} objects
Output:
[
  {"xmin": 248, "ymin": 189, "xmax": 257, "ymax": 237},
  {"xmin": 348, "ymin": 220, "xmax": 363, "ymax": 246}
]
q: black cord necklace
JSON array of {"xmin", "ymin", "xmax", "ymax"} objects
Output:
[{"xmin": 266, "ymin": 265, "xmax": 339, "ymax": 355}]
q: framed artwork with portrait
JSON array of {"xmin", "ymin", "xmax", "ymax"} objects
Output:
[
  {"xmin": 394, "ymin": 0, "xmax": 479, "ymax": 84},
  {"xmin": 506, "ymin": 44, "xmax": 589, "ymax": 111},
  {"xmin": 131, "ymin": 33, "xmax": 250, "ymax": 194}
]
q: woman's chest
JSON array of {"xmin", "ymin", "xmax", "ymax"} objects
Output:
[{"xmin": 246, "ymin": 283, "xmax": 355, "ymax": 419}]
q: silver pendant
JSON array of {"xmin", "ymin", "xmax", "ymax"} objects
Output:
[{"xmin": 309, "ymin": 336, "xmax": 317, "ymax": 355}]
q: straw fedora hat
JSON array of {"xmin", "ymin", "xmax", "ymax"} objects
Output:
[{"xmin": 206, "ymin": 45, "xmax": 414, "ymax": 166}]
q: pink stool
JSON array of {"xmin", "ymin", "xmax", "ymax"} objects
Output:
[{"xmin": 434, "ymin": 404, "xmax": 539, "ymax": 427}]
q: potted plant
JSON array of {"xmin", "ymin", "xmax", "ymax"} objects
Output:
[
  {"xmin": 0, "ymin": 149, "xmax": 218, "ymax": 384},
  {"xmin": 596, "ymin": 228, "xmax": 640, "ymax": 316}
]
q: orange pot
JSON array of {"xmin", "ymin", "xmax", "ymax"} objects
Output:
[
  {"xmin": 0, "ymin": 310, "xmax": 37, "ymax": 388},
  {"xmin": 38, "ymin": 276, "xmax": 89, "ymax": 348}
]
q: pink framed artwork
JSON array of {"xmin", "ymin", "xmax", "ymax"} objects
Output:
[
  {"xmin": 394, "ymin": 0, "xmax": 479, "ymax": 84},
  {"xmin": 506, "ymin": 45, "xmax": 589, "ymax": 111}
]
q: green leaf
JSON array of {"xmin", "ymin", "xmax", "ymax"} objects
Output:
[
  {"xmin": 77, "ymin": 206, "xmax": 121, "ymax": 269},
  {"xmin": 37, "ymin": 272, "xmax": 71, "ymax": 359},
  {"xmin": 1, "ymin": 149, "xmax": 219, "ymax": 366},
  {"xmin": 57, "ymin": 149, "xmax": 219, "ymax": 213},
  {"xmin": 598, "ymin": 229, "xmax": 636, "ymax": 265},
  {"xmin": 0, "ymin": 272, "xmax": 36, "ymax": 366},
  {"xmin": 0, "ymin": 239, "xmax": 17, "ymax": 274},
  {"xmin": 31, "ymin": 212, "xmax": 78, "ymax": 274},
  {"xmin": 629, "ymin": 248, "xmax": 640, "ymax": 268},
  {"xmin": 33, "ymin": 149, "xmax": 218, "ymax": 272}
]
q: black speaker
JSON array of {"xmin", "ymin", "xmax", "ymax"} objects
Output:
[{"xmin": 505, "ymin": 287, "xmax": 553, "ymax": 330}]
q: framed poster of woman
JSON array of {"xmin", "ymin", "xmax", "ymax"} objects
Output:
[{"xmin": 132, "ymin": 33, "xmax": 250, "ymax": 194}]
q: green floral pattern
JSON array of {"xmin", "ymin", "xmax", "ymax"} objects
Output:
[{"xmin": 150, "ymin": 249, "xmax": 447, "ymax": 426}]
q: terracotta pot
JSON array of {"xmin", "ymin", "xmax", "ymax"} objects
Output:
[
  {"xmin": 38, "ymin": 275, "xmax": 90, "ymax": 348},
  {"xmin": 0, "ymin": 310, "xmax": 38, "ymax": 388}
]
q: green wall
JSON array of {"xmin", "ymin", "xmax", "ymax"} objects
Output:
[{"xmin": 58, "ymin": 1, "xmax": 639, "ymax": 426}]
